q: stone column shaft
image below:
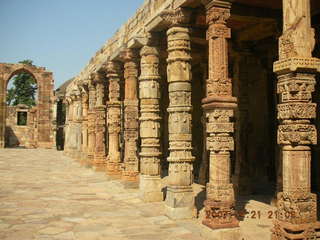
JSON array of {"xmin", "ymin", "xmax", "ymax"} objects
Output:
[
  {"xmin": 271, "ymin": 0, "xmax": 320, "ymax": 239},
  {"xmin": 63, "ymin": 102, "xmax": 70, "ymax": 155},
  {"xmin": 201, "ymin": 1, "xmax": 239, "ymax": 229},
  {"xmin": 139, "ymin": 45, "xmax": 163, "ymax": 202},
  {"xmin": 106, "ymin": 61, "xmax": 122, "ymax": 175},
  {"xmin": 93, "ymin": 73, "xmax": 107, "ymax": 171},
  {"xmin": 122, "ymin": 49, "xmax": 139, "ymax": 181},
  {"xmin": 87, "ymin": 85, "xmax": 96, "ymax": 164},
  {"xmin": 81, "ymin": 92, "xmax": 89, "ymax": 162}
]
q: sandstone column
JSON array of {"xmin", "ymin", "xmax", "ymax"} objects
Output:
[
  {"xmin": 93, "ymin": 72, "xmax": 107, "ymax": 171},
  {"xmin": 87, "ymin": 83, "xmax": 96, "ymax": 165},
  {"xmin": 65, "ymin": 98, "xmax": 74, "ymax": 157},
  {"xmin": 0, "ymin": 78, "xmax": 4, "ymax": 148},
  {"xmin": 81, "ymin": 89, "xmax": 89, "ymax": 162},
  {"xmin": 106, "ymin": 61, "xmax": 122, "ymax": 175},
  {"xmin": 201, "ymin": 0, "xmax": 239, "ymax": 229},
  {"xmin": 271, "ymin": 0, "xmax": 320, "ymax": 239},
  {"xmin": 161, "ymin": 8, "xmax": 195, "ymax": 219},
  {"xmin": 139, "ymin": 45, "xmax": 163, "ymax": 202},
  {"xmin": 74, "ymin": 94, "xmax": 82, "ymax": 160},
  {"xmin": 64, "ymin": 101, "xmax": 70, "ymax": 155},
  {"xmin": 122, "ymin": 49, "xmax": 139, "ymax": 181}
]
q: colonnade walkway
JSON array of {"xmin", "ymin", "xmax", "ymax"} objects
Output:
[{"xmin": 0, "ymin": 149, "xmax": 273, "ymax": 240}]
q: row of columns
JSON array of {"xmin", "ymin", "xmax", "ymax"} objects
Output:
[{"xmin": 64, "ymin": 0, "xmax": 320, "ymax": 238}]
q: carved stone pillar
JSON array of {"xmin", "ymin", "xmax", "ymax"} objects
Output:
[
  {"xmin": 73, "ymin": 95, "xmax": 82, "ymax": 160},
  {"xmin": 81, "ymin": 90, "xmax": 89, "ymax": 162},
  {"xmin": 201, "ymin": 1, "xmax": 239, "ymax": 229},
  {"xmin": 122, "ymin": 49, "xmax": 139, "ymax": 181},
  {"xmin": 271, "ymin": 0, "xmax": 320, "ymax": 239},
  {"xmin": 64, "ymin": 102, "xmax": 70, "ymax": 155},
  {"xmin": 161, "ymin": 8, "xmax": 195, "ymax": 219},
  {"xmin": 106, "ymin": 61, "xmax": 122, "ymax": 175},
  {"xmin": 67, "ymin": 97, "xmax": 75, "ymax": 158},
  {"xmin": 87, "ymin": 83, "xmax": 96, "ymax": 165},
  {"xmin": 139, "ymin": 45, "xmax": 163, "ymax": 202},
  {"xmin": 93, "ymin": 72, "xmax": 107, "ymax": 171}
]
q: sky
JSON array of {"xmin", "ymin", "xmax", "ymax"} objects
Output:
[{"xmin": 0, "ymin": 0, "xmax": 145, "ymax": 89}]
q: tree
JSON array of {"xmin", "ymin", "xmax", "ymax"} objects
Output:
[{"xmin": 6, "ymin": 60, "xmax": 37, "ymax": 107}]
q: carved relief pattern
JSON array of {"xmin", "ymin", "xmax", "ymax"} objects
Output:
[
  {"xmin": 202, "ymin": 3, "xmax": 238, "ymax": 229},
  {"xmin": 122, "ymin": 50, "xmax": 139, "ymax": 180},
  {"xmin": 139, "ymin": 46, "xmax": 162, "ymax": 176},
  {"xmin": 272, "ymin": 1, "xmax": 320, "ymax": 238},
  {"xmin": 277, "ymin": 103, "xmax": 316, "ymax": 119},
  {"xmin": 160, "ymin": 8, "xmax": 191, "ymax": 27},
  {"xmin": 106, "ymin": 61, "xmax": 122, "ymax": 174}
]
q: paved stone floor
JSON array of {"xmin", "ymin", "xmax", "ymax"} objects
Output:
[{"xmin": 0, "ymin": 149, "xmax": 274, "ymax": 240}]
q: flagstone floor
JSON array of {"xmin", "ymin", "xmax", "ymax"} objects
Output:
[{"xmin": 0, "ymin": 148, "xmax": 273, "ymax": 240}]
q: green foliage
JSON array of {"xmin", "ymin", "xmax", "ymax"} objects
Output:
[{"xmin": 6, "ymin": 60, "xmax": 37, "ymax": 107}]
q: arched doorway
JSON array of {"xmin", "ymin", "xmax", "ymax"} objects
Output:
[{"xmin": 0, "ymin": 63, "xmax": 54, "ymax": 148}]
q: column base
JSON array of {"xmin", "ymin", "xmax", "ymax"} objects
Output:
[
  {"xmin": 165, "ymin": 186, "xmax": 196, "ymax": 220},
  {"xmin": 74, "ymin": 151, "xmax": 82, "ymax": 161},
  {"xmin": 139, "ymin": 175, "xmax": 163, "ymax": 202},
  {"xmin": 122, "ymin": 171, "xmax": 139, "ymax": 182},
  {"xmin": 271, "ymin": 220, "xmax": 320, "ymax": 239},
  {"xmin": 93, "ymin": 163, "xmax": 107, "ymax": 172},
  {"xmin": 202, "ymin": 199, "xmax": 239, "ymax": 230},
  {"xmin": 93, "ymin": 154, "xmax": 107, "ymax": 171},
  {"xmin": 80, "ymin": 152, "xmax": 88, "ymax": 166},
  {"xmin": 37, "ymin": 141, "xmax": 54, "ymax": 149},
  {"xmin": 87, "ymin": 154, "xmax": 94, "ymax": 167},
  {"xmin": 106, "ymin": 162, "xmax": 122, "ymax": 176}
]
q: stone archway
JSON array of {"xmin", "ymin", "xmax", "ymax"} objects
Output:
[{"xmin": 0, "ymin": 63, "xmax": 54, "ymax": 148}]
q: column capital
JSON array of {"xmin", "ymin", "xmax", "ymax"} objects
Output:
[
  {"xmin": 90, "ymin": 71, "xmax": 104, "ymax": 85},
  {"xmin": 140, "ymin": 45, "xmax": 159, "ymax": 58},
  {"xmin": 120, "ymin": 48, "xmax": 139, "ymax": 63},
  {"xmin": 105, "ymin": 61, "xmax": 120, "ymax": 75}
]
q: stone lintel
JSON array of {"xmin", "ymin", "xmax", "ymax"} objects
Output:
[
  {"xmin": 145, "ymin": 15, "xmax": 164, "ymax": 32},
  {"xmin": 127, "ymin": 35, "xmax": 151, "ymax": 49},
  {"xmin": 201, "ymin": 0, "xmax": 231, "ymax": 10},
  {"xmin": 110, "ymin": 46, "xmax": 126, "ymax": 61}
]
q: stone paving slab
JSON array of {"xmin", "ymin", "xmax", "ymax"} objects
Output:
[{"xmin": 0, "ymin": 149, "xmax": 208, "ymax": 240}]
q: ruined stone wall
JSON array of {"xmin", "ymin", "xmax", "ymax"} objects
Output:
[
  {"xmin": 5, "ymin": 106, "xmax": 37, "ymax": 148},
  {"xmin": 0, "ymin": 63, "xmax": 55, "ymax": 149}
]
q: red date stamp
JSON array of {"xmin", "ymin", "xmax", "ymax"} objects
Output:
[
  {"xmin": 236, "ymin": 210, "xmax": 296, "ymax": 219},
  {"xmin": 211, "ymin": 210, "xmax": 296, "ymax": 219}
]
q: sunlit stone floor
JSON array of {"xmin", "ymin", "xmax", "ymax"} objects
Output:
[
  {"xmin": 0, "ymin": 149, "xmax": 211, "ymax": 240},
  {"xmin": 0, "ymin": 148, "xmax": 274, "ymax": 240}
]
